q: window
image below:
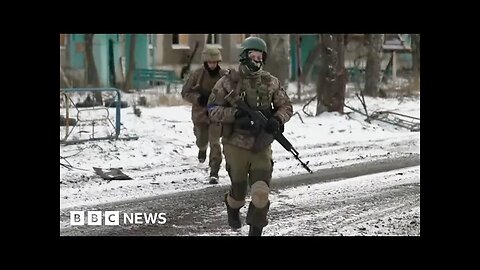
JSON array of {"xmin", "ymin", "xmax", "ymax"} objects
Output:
[
  {"xmin": 172, "ymin": 34, "xmax": 190, "ymax": 49},
  {"xmin": 206, "ymin": 34, "xmax": 221, "ymax": 45}
]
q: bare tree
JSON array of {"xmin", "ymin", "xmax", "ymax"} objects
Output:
[
  {"xmin": 60, "ymin": 66, "xmax": 71, "ymax": 88},
  {"xmin": 364, "ymin": 34, "xmax": 384, "ymax": 97},
  {"xmin": 84, "ymin": 34, "xmax": 102, "ymax": 103},
  {"xmin": 258, "ymin": 34, "xmax": 290, "ymax": 88},
  {"xmin": 123, "ymin": 34, "xmax": 137, "ymax": 92},
  {"xmin": 316, "ymin": 34, "xmax": 346, "ymax": 115},
  {"xmin": 411, "ymin": 34, "xmax": 420, "ymax": 91}
]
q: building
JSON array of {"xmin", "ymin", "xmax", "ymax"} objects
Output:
[
  {"xmin": 288, "ymin": 34, "xmax": 414, "ymax": 84},
  {"xmin": 60, "ymin": 34, "xmax": 254, "ymax": 88},
  {"xmin": 60, "ymin": 34, "xmax": 413, "ymax": 89}
]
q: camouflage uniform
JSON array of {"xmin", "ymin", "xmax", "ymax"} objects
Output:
[
  {"xmin": 208, "ymin": 37, "xmax": 293, "ymax": 235},
  {"xmin": 181, "ymin": 47, "xmax": 227, "ymax": 180}
]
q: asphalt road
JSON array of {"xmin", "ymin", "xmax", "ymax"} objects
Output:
[{"xmin": 60, "ymin": 154, "xmax": 420, "ymax": 236}]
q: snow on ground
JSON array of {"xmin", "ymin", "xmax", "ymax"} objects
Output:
[
  {"xmin": 60, "ymin": 86, "xmax": 420, "ymax": 210},
  {"xmin": 265, "ymin": 166, "xmax": 420, "ymax": 236},
  {"xmin": 196, "ymin": 165, "xmax": 420, "ymax": 236}
]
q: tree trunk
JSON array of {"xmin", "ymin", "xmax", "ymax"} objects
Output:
[
  {"xmin": 316, "ymin": 34, "xmax": 346, "ymax": 115},
  {"xmin": 411, "ymin": 34, "xmax": 420, "ymax": 91},
  {"xmin": 123, "ymin": 34, "xmax": 137, "ymax": 92},
  {"xmin": 364, "ymin": 34, "xmax": 384, "ymax": 97},
  {"xmin": 258, "ymin": 34, "xmax": 290, "ymax": 88},
  {"xmin": 84, "ymin": 34, "xmax": 102, "ymax": 103},
  {"xmin": 60, "ymin": 66, "xmax": 71, "ymax": 88}
]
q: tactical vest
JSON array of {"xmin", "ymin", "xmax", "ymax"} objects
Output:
[
  {"xmin": 196, "ymin": 68, "xmax": 225, "ymax": 97},
  {"xmin": 240, "ymin": 74, "xmax": 274, "ymax": 115},
  {"xmin": 222, "ymin": 69, "xmax": 275, "ymax": 138}
]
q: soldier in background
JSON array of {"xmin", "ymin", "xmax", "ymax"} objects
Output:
[{"xmin": 181, "ymin": 46, "xmax": 227, "ymax": 184}]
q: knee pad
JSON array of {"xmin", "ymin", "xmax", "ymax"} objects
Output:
[
  {"xmin": 251, "ymin": 181, "xmax": 270, "ymax": 208},
  {"xmin": 226, "ymin": 193, "xmax": 245, "ymax": 209}
]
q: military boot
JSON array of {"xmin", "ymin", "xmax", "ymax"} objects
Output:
[
  {"xmin": 224, "ymin": 193, "xmax": 241, "ymax": 229},
  {"xmin": 198, "ymin": 150, "xmax": 207, "ymax": 163},
  {"xmin": 209, "ymin": 168, "xmax": 219, "ymax": 184},
  {"xmin": 245, "ymin": 201, "xmax": 269, "ymax": 236},
  {"xmin": 209, "ymin": 171, "xmax": 219, "ymax": 184},
  {"xmin": 248, "ymin": 225, "xmax": 263, "ymax": 236}
]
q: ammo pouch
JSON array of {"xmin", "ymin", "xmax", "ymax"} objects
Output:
[
  {"xmin": 251, "ymin": 123, "xmax": 285, "ymax": 153},
  {"xmin": 251, "ymin": 129, "xmax": 275, "ymax": 153},
  {"xmin": 221, "ymin": 123, "xmax": 233, "ymax": 138}
]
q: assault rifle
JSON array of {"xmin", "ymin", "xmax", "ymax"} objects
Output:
[{"xmin": 225, "ymin": 90, "xmax": 313, "ymax": 174}]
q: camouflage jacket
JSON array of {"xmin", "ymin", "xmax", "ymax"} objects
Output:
[
  {"xmin": 208, "ymin": 67, "xmax": 293, "ymax": 150},
  {"xmin": 181, "ymin": 66, "xmax": 226, "ymax": 124}
]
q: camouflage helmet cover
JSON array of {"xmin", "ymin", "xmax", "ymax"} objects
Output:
[{"xmin": 202, "ymin": 46, "xmax": 222, "ymax": 62}]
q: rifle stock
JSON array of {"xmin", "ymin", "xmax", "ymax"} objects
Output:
[{"xmin": 181, "ymin": 41, "xmax": 199, "ymax": 79}]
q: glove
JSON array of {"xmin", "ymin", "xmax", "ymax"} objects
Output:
[
  {"xmin": 234, "ymin": 109, "xmax": 253, "ymax": 130},
  {"xmin": 197, "ymin": 95, "xmax": 209, "ymax": 106},
  {"xmin": 265, "ymin": 116, "xmax": 281, "ymax": 134},
  {"xmin": 234, "ymin": 108, "xmax": 249, "ymax": 119}
]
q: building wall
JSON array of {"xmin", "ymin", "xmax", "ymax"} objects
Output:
[
  {"xmin": 62, "ymin": 34, "xmax": 85, "ymax": 87},
  {"xmin": 290, "ymin": 34, "xmax": 319, "ymax": 81},
  {"xmin": 290, "ymin": 34, "xmax": 414, "ymax": 83},
  {"xmin": 344, "ymin": 34, "xmax": 412, "ymax": 70},
  {"xmin": 61, "ymin": 34, "xmax": 414, "ymax": 88},
  {"xmin": 92, "ymin": 34, "xmax": 108, "ymax": 87},
  {"xmin": 68, "ymin": 34, "xmax": 85, "ymax": 69},
  {"xmin": 61, "ymin": 34, "xmax": 124, "ymax": 88},
  {"xmin": 60, "ymin": 34, "xmax": 68, "ymax": 68},
  {"xmin": 125, "ymin": 34, "xmax": 149, "ymax": 70},
  {"xmin": 155, "ymin": 34, "xmax": 245, "ymax": 77},
  {"xmin": 60, "ymin": 48, "xmax": 67, "ymax": 68}
]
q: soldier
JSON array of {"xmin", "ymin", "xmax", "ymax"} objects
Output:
[
  {"xmin": 181, "ymin": 46, "xmax": 227, "ymax": 184},
  {"xmin": 207, "ymin": 37, "xmax": 293, "ymax": 236}
]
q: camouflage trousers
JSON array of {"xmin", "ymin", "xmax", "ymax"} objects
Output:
[
  {"xmin": 193, "ymin": 122, "xmax": 222, "ymax": 174},
  {"xmin": 223, "ymin": 143, "xmax": 273, "ymax": 228}
]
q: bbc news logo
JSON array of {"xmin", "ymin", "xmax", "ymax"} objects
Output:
[{"xmin": 70, "ymin": 211, "xmax": 167, "ymax": 226}]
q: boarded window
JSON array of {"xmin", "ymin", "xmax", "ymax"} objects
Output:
[
  {"xmin": 172, "ymin": 34, "xmax": 179, "ymax": 44},
  {"xmin": 179, "ymin": 34, "xmax": 188, "ymax": 45},
  {"xmin": 172, "ymin": 34, "xmax": 189, "ymax": 46},
  {"xmin": 206, "ymin": 34, "xmax": 220, "ymax": 45}
]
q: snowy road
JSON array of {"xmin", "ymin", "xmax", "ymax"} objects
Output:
[
  {"xmin": 60, "ymin": 154, "xmax": 420, "ymax": 236},
  {"xmin": 61, "ymin": 95, "xmax": 420, "ymax": 210}
]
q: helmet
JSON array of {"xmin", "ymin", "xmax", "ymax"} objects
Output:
[
  {"xmin": 240, "ymin": 36, "xmax": 267, "ymax": 55},
  {"xmin": 202, "ymin": 46, "xmax": 222, "ymax": 62},
  {"xmin": 239, "ymin": 36, "xmax": 267, "ymax": 63}
]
